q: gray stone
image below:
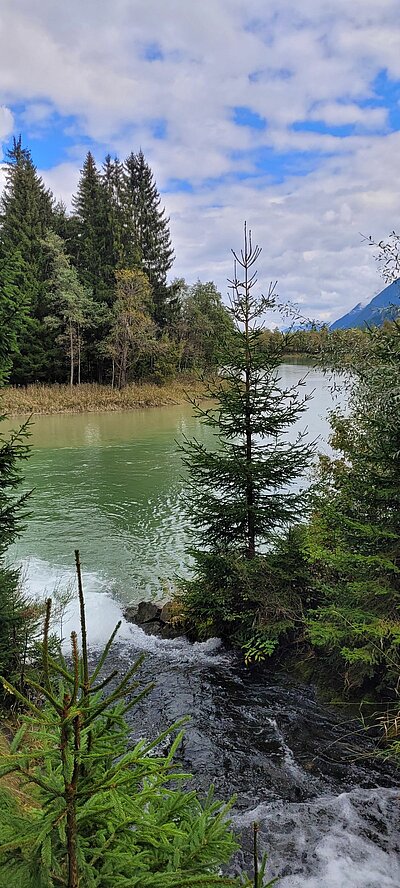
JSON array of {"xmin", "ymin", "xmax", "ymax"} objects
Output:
[
  {"xmin": 136, "ymin": 601, "xmax": 162, "ymax": 624},
  {"xmin": 159, "ymin": 601, "xmax": 174, "ymax": 624},
  {"xmin": 124, "ymin": 605, "xmax": 139, "ymax": 624}
]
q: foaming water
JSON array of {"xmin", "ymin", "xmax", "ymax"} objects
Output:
[
  {"xmin": 234, "ymin": 789, "xmax": 400, "ymax": 888},
  {"xmin": 19, "ymin": 556, "xmax": 227, "ymax": 665}
]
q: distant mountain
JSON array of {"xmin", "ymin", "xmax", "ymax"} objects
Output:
[{"xmin": 330, "ymin": 279, "xmax": 400, "ymax": 330}]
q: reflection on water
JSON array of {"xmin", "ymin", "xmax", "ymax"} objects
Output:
[{"xmin": 7, "ymin": 365, "xmax": 344, "ymax": 602}]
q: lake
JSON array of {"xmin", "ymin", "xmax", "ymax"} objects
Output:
[{"xmin": 9, "ymin": 363, "xmax": 342, "ymax": 608}]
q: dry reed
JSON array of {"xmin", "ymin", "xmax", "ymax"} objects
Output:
[{"xmin": 1, "ymin": 377, "xmax": 207, "ymax": 416}]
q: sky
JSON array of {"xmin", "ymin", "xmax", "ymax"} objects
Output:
[{"xmin": 1, "ymin": 1, "xmax": 400, "ymax": 324}]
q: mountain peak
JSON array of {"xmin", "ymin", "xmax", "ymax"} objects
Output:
[{"xmin": 330, "ymin": 279, "xmax": 400, "ymax": 330}]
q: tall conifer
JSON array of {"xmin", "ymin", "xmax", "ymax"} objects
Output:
[
  {"xmin": 123, "ymin": 150, "xmax": 174, "ymax": 324},
  {"xmin": 71, "ymin": 151, "xmax": 112, "ymax": 302},
  {"xmin": 0, "ymin": 137, "xmax": 55, "ymax": 382}
]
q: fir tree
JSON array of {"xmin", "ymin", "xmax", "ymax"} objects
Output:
[
  {"xmin": 123, "ymin": 150, "xmax": 174, "ymax": 325},
  {"xmin": 71, "ymin": 151, "xmax": 113, "ymax": 303},
  {"xmin": 179, "ymin": 226, "xmax": 314, "ymax": 647},
  {"xmin": 101, "ymin": 154, "xmax": 126, "ymax": 271},
  {"xmin": 0, "ymin": 136, "xmax": 55, "ymax": 382},
  {"xmin": 0, "ymin": 554, "xmax": 242, "ymax": 888},
  {"xmin": 0, "ymin": 250, "xmax": 29, "ymax": 383}
]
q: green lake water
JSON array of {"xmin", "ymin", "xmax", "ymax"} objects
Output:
[{"xmin": 7, "ymin": 364, "xmax": 343, "ymax": 606}]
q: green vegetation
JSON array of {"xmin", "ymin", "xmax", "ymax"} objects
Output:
[
  {"xmin": 305, "ymin": 320, "xmax": 400, "ymax": 692},
  {"xmin": 177, "ymin": 229, "xmax": 400, "ymax": 702},
  {"xmin": 179, "ymin": 227, "xmax": 313, "ymax": 659},
  {"xmin": 0, "ymin": 138, "xmax": 233, "ymax": 389},
  {"xmin": 0, "ymin": 554, "xmax": 273, "ymax": 888}
]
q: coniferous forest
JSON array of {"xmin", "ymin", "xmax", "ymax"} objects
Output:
[{"xmin": 0, "ymin": 138, "xmax": 232, "ymax": 389}]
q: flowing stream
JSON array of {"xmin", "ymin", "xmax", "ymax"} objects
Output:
[{"xmin": 5, "ymin": 364, "xmax": 399, "ymax": 886}]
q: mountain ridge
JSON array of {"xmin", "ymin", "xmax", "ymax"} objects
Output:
[{"xmin": 330, "ymin": 279, "xmax": 400, "ymax": 330}]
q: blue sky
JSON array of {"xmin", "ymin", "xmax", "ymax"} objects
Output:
[{"xmin": 1, "ymin": 0, "xmax": 400, "ymax": 323}]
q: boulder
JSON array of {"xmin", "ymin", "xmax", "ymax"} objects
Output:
[
  {"xmin": 159, "ymin": 601, "xmax": 174, "ymax": 624},
  {"xmin": 124, "ymin": 605, "xmax": 139, "ymax": 623},
  {"xmin": 136, "ymin": 601, "xmax": 162, "ymax": 624},
  {"xmin": 123, "ymin": 599, "xmax": 183, "ymax": 640}
]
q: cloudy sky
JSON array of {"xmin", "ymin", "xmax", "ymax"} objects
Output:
[{"xmin": 1, "ymin": 0, "xmax": 400, "ymax": 323}]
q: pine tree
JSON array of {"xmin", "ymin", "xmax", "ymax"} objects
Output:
[
  {"xmin": 179, "ymin": 226, "xmax": 314, "ymax": 648},
  {"xmin": 123, "ymin": 150, "xmax": 174, "ymax": 325},
  {"xmin": 0, "ymin": 136, "xmax": 55, "ymax": 383},
  {"xmin": 0, "ymin": 554, "xmax": 241, "ymax": 888}
]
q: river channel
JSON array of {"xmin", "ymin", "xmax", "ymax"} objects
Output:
[{"xmin": 6, "ymin": 364, "xmax": 400, "ymax": 886}]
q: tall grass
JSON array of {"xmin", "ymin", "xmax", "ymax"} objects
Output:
[{"xmin": 1, "ymin": 378, "xmax": 207, "ymax": 415}]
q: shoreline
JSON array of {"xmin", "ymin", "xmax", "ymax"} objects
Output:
[{"xmin": 0, "ymin": 378, "xmax": 207, "ymax": 416}]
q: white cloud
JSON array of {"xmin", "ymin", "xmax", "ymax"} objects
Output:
[
  {"xmin": 0, "ymin": 104, "xmax": 14, "ymax": 141},
  {"xmin": 1, "ymin": 0, "xmax": 400, "ymax": 322}
]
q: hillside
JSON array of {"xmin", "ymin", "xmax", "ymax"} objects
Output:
[{"xmin": 331, "ymin": 279, "xmax": 400, "ymax": 330}]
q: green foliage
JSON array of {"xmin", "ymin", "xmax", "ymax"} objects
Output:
[
  {"xmin": 43, "ymin": 231, "xmax": 98, "ymax": 385},
  {"xmin": 123, "ymin": 150, "xmax": 174, "ymax": 326},
  {"xmin": 178, "ymin": 280, "xmax": 235, "ymax": 371},
  {"xmin": 0, "ymin": 417, "xmax": 38, "ymax": 696},
  {"xmin": 178, "ymin": 227, "xmax": 313, "ymax": 649},
  {"xmin": 0, "ymin": 554, "xmax": 242, "ymax": 888},
  {"xmin": 180, "ymin": 526, "xmax": 309, "ymax": 659},
  {"xmin": 71, "ymin": 151, "xmax": 113, "ymax": 304},
  {"xmin": 0, "ymin": 137, "xmax": 55, "ymax": 384},
  {"xmin": 305, "ymin": 320, "xmax": 400, "ymax": 690},
  {"xmin": 0, "ymin": 251, "xmax": 30, "ymax": 383},
  {"xmin": 180, "ymin": 228, "xmax": 313, "ymax": 561}
]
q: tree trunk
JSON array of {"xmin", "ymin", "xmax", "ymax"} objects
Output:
[
  {"xmin": 244, "ymin": 256, "xmax": 255, "ymax": 559},
  {"xmin": 69, "ymin": 320, "xmax": 74, "ymax": 388},
  {"xmin": 77, "ymin": 324, "xmax": 81, "ymax": 385}
]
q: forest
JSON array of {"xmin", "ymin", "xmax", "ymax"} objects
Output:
[{"xmin": 0, "ymin": 137, "xmax": 233, "ymax": 389}]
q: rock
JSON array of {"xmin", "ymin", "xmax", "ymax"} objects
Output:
[
  {"xmin": 123, "ymin": 599, "xmax": 183, "ymax": 639},
  {"xmin": 139, "ymin": 620, "xmax": 164, "ymax": 637},
  {"xmin": 159, "ymin": 601, "xmax": 174, "ymax": 624},
  {"xmin": 160, "ymin": 623, "xmax": 182, "ymax": 640},
  {"xmin": 124, "ymin": 605, "xmax": 139, "ymax": 623},
  {"xmin": 135, "ymin": 601, "xmax": 162, "ymax": 624}
]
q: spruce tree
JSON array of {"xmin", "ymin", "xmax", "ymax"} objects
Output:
[
  {"xmin": 179, "ymin": 226, "xmax": 314, "ymax": 649},
  {"xmin": 71, "ymin": 151, "xmax": 113, "ymax": 303},
  {"xmin": 101, "ymin": 154, "xmax": 126, "ymax": 271},
  {"xmin": 0, "ymin": 137, "xmax": 55, "ymax": 382},
  {"xmin": 306, "ymin": 320, "xmax": 400, "ymax": 690},
  {"xmin": 0, "ymin": 555, "xmax": 241, "ymax": 888},
  {"xmin": 0, "ymin": 235, "xmax": 35, "ymax": 691},
  {"xmin": 0, "ymin": 250, "xmax": 29, "ymax": 383},
  {"xmin": 123, "ymin": 150, "xmax": 174, "ymax": 325}
]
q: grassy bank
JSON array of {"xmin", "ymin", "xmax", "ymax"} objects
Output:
[{"xmin": 1, "ymin": 377, "xmax": 207, "ymax": 415}]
